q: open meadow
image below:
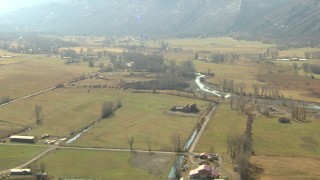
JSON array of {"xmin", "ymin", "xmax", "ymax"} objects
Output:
[
  {"xmin": 0, "ymin": 145, "xmax": 47, "ymax": 171},
  {"xmin": 251, "ymin": 156, "xmax": 320, "ymax": 180},
  {"xmin": 253, "ymin": 114, "xmax": 320, "ymax": 157},
  {"xmin": 33, "ymin": 149, "xmax": 173, "ymax": 180},
  {"xmin": 0, "ymin": 87, "xmax": 209, "ymax": 150},
  {"xmin": 165, "ymin": 37, "xmax": 274, "ymax": 53},
  {"xmin": 68, "ymin": 90, "xmax": 210, "ymax": 150},
  {"xmin": 0, "ymin": 54, "xmax": 93, "ymax": 99}
]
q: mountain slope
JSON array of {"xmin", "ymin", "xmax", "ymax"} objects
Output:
[
  {"xmin": 0, "ymin": 0, "xmax": 242, "ymax": 36},
  {"xmin": 0, "ymin": 0, "xmax": 319, "ymax": 42}
]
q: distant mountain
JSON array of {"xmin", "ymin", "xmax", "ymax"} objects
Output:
[
  {"xmin": 0, "ymin": 0, "xmax": 241, "ymax": 36},
  {"xmin": 234, "ymin": 0, "xmax": 320, "ymax": 42},
  {"xmin": 0, "ymin": 0, "xmax": 319, "ymax": 42}
]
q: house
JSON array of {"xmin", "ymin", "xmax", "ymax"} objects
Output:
[
  {"xmin": 10, "ymin": 135, "xmax": 37, "ymax": 143},
  {"xmin": 189, "ymin": 164, "xmax": 220, "ymax": 180},
  {"xmin": 10, "ymin": 169, "xmax": 32, "ymax": 175}
]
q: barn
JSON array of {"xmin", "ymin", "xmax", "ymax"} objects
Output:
[
  {"xmin": 10, "ymin": 168, "xmax": 32, "ymax": 175},
  {"xmin": 10, "ymin": 135, "xmax": 37, "ymax": 143}
]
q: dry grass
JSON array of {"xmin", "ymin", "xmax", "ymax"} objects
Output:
[
  {"xmin": 165, "ymin": 37, "xmax": 274, "ymax": 53},
  {"xmin": 0, "ymin": 55, "xmax": 92, "ymax": 98},
  {"xmin": 251, "ymin": 156, "xmax": 320, "ymax": 180},
  {"xmin": 258, "ymin": 61, "xmax": 320, "ymax": 102}
]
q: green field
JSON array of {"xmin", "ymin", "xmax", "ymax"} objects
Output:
[
  {"xmin": 69, "ymin": 91, "xmax": 209, "ymax": 150},
  {"xmin": 253, "ymin": 115, "xmax": 320, "ymax": 156},
  {"xmin": 34, "ymin": 149, "xmax": 173, "ymax": 180},
  {"xmin": 195, "ymin": 103, "xmax": 247, "ymax": 153},
  {"xmin": 0, "ymin": 88, "xmax": 209, "ymax": 150},
  {"xmin": 0, "ymin": 145, "xmax": 47, "ymax": 171}
]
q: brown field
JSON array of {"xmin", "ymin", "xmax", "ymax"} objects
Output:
[
  {"xmin": 258, "ymin": 61, "xmax": 320, "ymax": 102},
  {"xmin": 0, "ymin": 55, "xmax": 92, "ymax": 99},
  {"xmin": 251, "ymin": 156, "xmax": 320, "ymax": 180}
]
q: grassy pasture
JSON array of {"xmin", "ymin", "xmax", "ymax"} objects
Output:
[
  {"xmin": 165, "ymin": 37, "xmax": 274, "ymax": 53},
  {"xmin": 195, "ymin": 103, "xmax": 247, "ymax": 153},
  {"xmin": 34, "ymin": 149, "xmax": 172, "ymax": 180},
  {"xmin": 0, "ymin": 145, "xmax": 47, "ymax": 171},
  {"xmin": 0, "ymin": 55, "xmax": 93, "ymax": 98},
  {"xmin": 253, "ymin": 114, "xmax": 320, "ymax": 157},
  {"xmin": 0, "ymin": 88, "xmax": 119, "ymax": 138},
  {"xmin": 69, "ymin": 91, "xmax": 209, "ymax": 150},
  {"xmin": 0, "ymin": 88, "xmax": 209, "ymax": 149},
  {"xmin": 251, "ymin": 156, "xmax": 320, "ymax": 180}
]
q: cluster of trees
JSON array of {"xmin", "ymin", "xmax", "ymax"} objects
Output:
[
  {"xmin": 210, "ymin": 52, "xmax": 240, "ymax": 63},
  {"xmin": 305, "ymin": 51, "xmax": 320, "ymax": 59},
  {"xmin": 227, "ymin": 115, "xmax": 253, "ymax": 180},
  {"xmin": 302, "ymin": 63, "xmax": 320, "ymax": 77},
  {"xmin": 122, "ymin": 55, "xmax": 196, "ymax": 90},
  {"xmin": 230, "ymin": 95, "xmax": 248, "ymax": 113},
  {"xmin": 0, "ymin": 36, "xmax": 78, "ymax": 54},
  {"xmin": 291, "ymin": 104, "xmax": 307, "ymax": 122},
  {"xmin": 101, "ymin": 100, "xmax": 122, "ymax": 119},
  {"xmin": 218, "ymin": 79, "xmax": 246, "ymax": 94},
  {"xmin": 35, "ymin": 105, "xmax": 43, "ymax": 125},
  {"xmin": 252, "ymin": 83, "xmax": 281, "ymax": 99},
  {"xmin": 196, "ymin": 52, "xmax": 241, "ymax": 63}
]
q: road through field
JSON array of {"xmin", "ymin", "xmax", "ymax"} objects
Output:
[{"xmin": 0, "ymin": 143, "xmax": 181, "ymax": 175}]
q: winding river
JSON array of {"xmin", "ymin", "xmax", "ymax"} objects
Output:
[{"xmin": 195, "ymin": 73, "xmax": 231, "ymax": 98}]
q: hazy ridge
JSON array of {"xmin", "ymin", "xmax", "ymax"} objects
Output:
[{"xmin": 0, "ymin": 0, "xmax": 319, "ymax": 41}]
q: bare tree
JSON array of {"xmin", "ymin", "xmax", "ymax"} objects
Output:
[
  {"xmin": 128, "ymin": 136, "xmax": 134, "ymax": 152},
  {"xmin": 252, "ymin": 83, "xmax": 260, "ymax": 96},
  {"xmin": 35, "ymin": 105, "xmax": 43, "ymax": 125},
  {"xmin": 101, "ymin": 101, "xmax": 113, "ymax": 119},
  {"xmin": 146, "ymin": 137, "xmax": 152, "ymax": 154},
  {"xmin": 40, "ymin": 162, "xmax": 46, "ymax": 173},
  {"xmin": 171, "ymin": 134, "xmax": 183, "ymax": 152}
]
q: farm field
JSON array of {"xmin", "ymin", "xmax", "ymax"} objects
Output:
[
  {"xmin": 165, "ymin": 37, "xmax": 274, "ymax": 53},
  {"xmin": 0, "ymin": 88, "xmax": 111, "ymax": 138},
  {"xmin": 253, "ymin": 114, "xmax": 320, "ymax": 157},
  {"xmin": 0, "ymin": 87, "xmax": 209, "ymax": 150},
  {"xmin": 0, "ymin": 54, "xmax": 93, "ymax": 98},
  {"xmin": 33, "ymin": 149, "xmax": 173, "ymax": 180},
  {"xmin": 250, "ymin": 156, "xmax": 320, "ymax": 180},
  {"xmin": 195, "ymin": 103, "xmax": 247, "ymax": 154},
  {"xmin": 69, "ymin": 90, "xmax": 210, "ymax": 150},
  {"xmin": 0, "ymin": 145, "xmax": 47, "ymax": 171}
]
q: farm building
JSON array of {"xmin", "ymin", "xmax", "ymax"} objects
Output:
[
  {"xmin": 189, "ymin": 164, "xmax": 220, "ymax": 180},
  {"xmin": 10, "ymin": 135, "xmax": 37, "ymax": 143},
  {"xmin": 10, "ymin": 169, "xmax": 32, "ymax": 175},
  {"xmin": 199, "ymin": 152, "xmax": 211, "ymax": 159}
]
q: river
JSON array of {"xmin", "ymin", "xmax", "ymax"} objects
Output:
[{"xmin": 195, "ymin": 73, "xmax": 231, "ymax": 99}]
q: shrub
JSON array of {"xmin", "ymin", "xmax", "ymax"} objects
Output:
[{"xmin": 278, "ymin": 117, "xmax": 291, "ymax": 124}]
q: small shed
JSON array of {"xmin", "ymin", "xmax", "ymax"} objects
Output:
[{"xmin": 10, "ymin": 135, "xmax": 37, "ymax": 143}]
